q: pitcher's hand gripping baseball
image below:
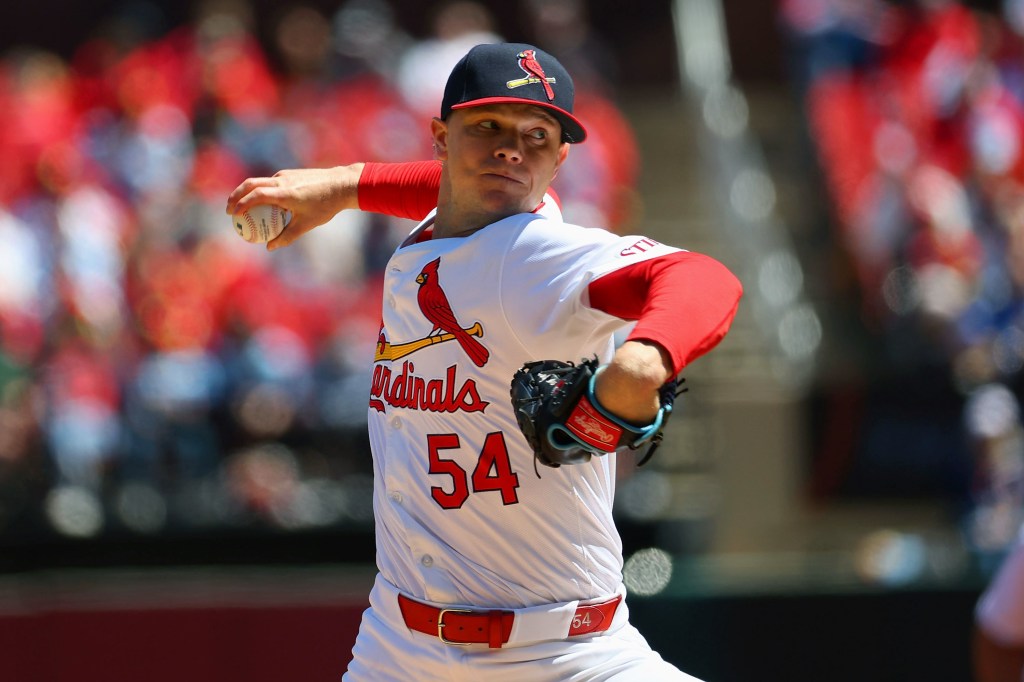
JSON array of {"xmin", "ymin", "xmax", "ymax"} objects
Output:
[{"xmin": 510, "ymin": 357, "xmax": 683, "ymax": 471}]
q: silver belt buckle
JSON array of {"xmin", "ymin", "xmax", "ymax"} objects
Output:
[{"xmin": 437, "ymin": 608, "xmax": 473, "ymax": 645}]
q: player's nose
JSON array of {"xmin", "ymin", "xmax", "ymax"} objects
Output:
[{"xmin": 493, "ymin": 132, "xmax": 523, "ymax": 163}]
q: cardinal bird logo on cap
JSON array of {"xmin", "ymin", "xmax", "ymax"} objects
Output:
[
  {"xmin": 415, "ymin": 258, "xmax": 489, "ymax": 367},
  {"xmin": 506, "ymin": 49, "xmax": 556, "ymax": 101}
]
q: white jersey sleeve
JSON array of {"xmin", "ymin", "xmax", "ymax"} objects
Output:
[{"xmin": 498, "ymin": 217, "xmax": 680, "ymax": 361}]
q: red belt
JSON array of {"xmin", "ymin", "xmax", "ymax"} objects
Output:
[{"xmin": 397, "ymin": 593, "xmax": 622, "ymax": 649}]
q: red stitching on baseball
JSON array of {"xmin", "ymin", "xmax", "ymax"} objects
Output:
[{"xmin": 244, "ymin": 212, "xmax": 257, "ymax": 239}]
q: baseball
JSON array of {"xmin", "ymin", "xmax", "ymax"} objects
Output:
[{"xmin": 232, "ymin": 204, "xmax": 291, "ymax": 244}]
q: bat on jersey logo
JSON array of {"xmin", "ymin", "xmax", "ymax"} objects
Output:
[
  {"xmin": 506, "ymin": 49, "xmax": 556, "ymax": 101},
  {"xmin": 374, "ymin": 322, "xmax": 484, "ymax": 363}
]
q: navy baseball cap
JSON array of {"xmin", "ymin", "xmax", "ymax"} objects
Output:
[{"xmin": 440, "ymin": 43, "xmax": 588, "ymax": 144}]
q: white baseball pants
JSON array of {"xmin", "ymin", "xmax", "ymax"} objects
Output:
[{"xmin": 341, "ymin": 574, "xmax": 703, "ymax": 682}]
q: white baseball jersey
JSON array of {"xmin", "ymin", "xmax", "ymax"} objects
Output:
[{"xmin": 368, "ymin": 210, "xmax": 680, "ymax": 609}]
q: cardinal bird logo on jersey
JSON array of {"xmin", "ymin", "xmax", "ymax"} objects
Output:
[
  {"xmin": 506, "ymin": 49, "xmax": 556, "ymax": 101},
  {"xmin": 368, "ymin": 258, "xmax": 491, "ymax": 414},
  {"xmin": 415, "ymin": 258, "xmax": 490, "ymax": 367}
]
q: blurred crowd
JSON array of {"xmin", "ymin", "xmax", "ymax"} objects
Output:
[
  {"xmin": 0, "ymin": 0, "xmax": 639, "ymax": 539},
  {"xmin": 780, "ymin": 0, "xmax": 1024, "ymax": 553}
]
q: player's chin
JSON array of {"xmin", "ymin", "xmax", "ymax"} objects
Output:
[{"xmin": 479, "ymin": 191, "xmax": 535, "ymax": 217}]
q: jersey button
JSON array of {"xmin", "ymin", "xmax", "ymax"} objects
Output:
[
  {"xmin": 390, "ymin": 491, "xmax": 403, "ymax": 503},
  {"xmin": 420, "ymin": 554, "xmax": 433, "ymax": 567},
  {"xmin": 390, "ymin": 416, "xmax": 401, "ymax": 429},
  {"xmin": 388, "ymin": 295, "xmax": 397, "ymax": 308}
]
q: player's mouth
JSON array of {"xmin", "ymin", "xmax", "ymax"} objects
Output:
[{"xmin": 481, "ymin": 171, "xmax": 525, "ymax": 186}]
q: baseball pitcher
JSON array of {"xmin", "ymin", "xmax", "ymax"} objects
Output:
[{"xmin": 227, "ymin": 42, "xmax": 742, "ymax": 682}]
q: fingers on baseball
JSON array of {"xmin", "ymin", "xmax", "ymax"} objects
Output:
[{"xmin": 227, "ymin": 178, "xmax": 285, "ymax": 215}]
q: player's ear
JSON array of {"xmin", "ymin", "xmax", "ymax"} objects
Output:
[{"xmin": 431, "ymin": 118, "xmax": 449, "ymax": 161}]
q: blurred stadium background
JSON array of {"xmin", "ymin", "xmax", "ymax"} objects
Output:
[{"xmin": 0, "ymin": 0, "xmax": 1018, "ymax": 679}]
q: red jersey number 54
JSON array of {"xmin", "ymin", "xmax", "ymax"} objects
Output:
[{"xmin": 427, "ymin": 432, "xmax": 521, "ymax": 509}]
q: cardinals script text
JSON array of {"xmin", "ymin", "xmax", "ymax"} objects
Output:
[{"xmin": 370, "ymin": 361, "xmax": 489, "ymax": 414}]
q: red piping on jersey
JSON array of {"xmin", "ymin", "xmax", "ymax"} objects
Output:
[{"xmin": 587, "ymin": 251, "xmax": 743, "ymax": 374}]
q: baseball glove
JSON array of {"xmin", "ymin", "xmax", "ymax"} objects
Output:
[{"xmin": 509, "ymin": 357, "xmax": 684, "ymax": 472}]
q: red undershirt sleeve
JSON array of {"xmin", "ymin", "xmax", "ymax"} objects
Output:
[
  {"xmin": 358, "ymin": 161, "xmax": 443, "ymax": 221},
  {"xmin": 587, "ymin": 251, "xmax": 743, "ymax": 374},
  {"xmin": 357, "ymin": 161, "xmax": 563, "ymax": 220}
]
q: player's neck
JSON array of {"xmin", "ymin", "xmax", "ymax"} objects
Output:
[
  {"xmin": 433, "ymin": 194, "xmax": 542, "ymax": 239},
  {"xmin": 432, "ymin": 195, "xmax": 512, "ymax": 239},
  {"xmin": 432, "ymin": 211, "xmax": 490, "ymax": 239}
]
